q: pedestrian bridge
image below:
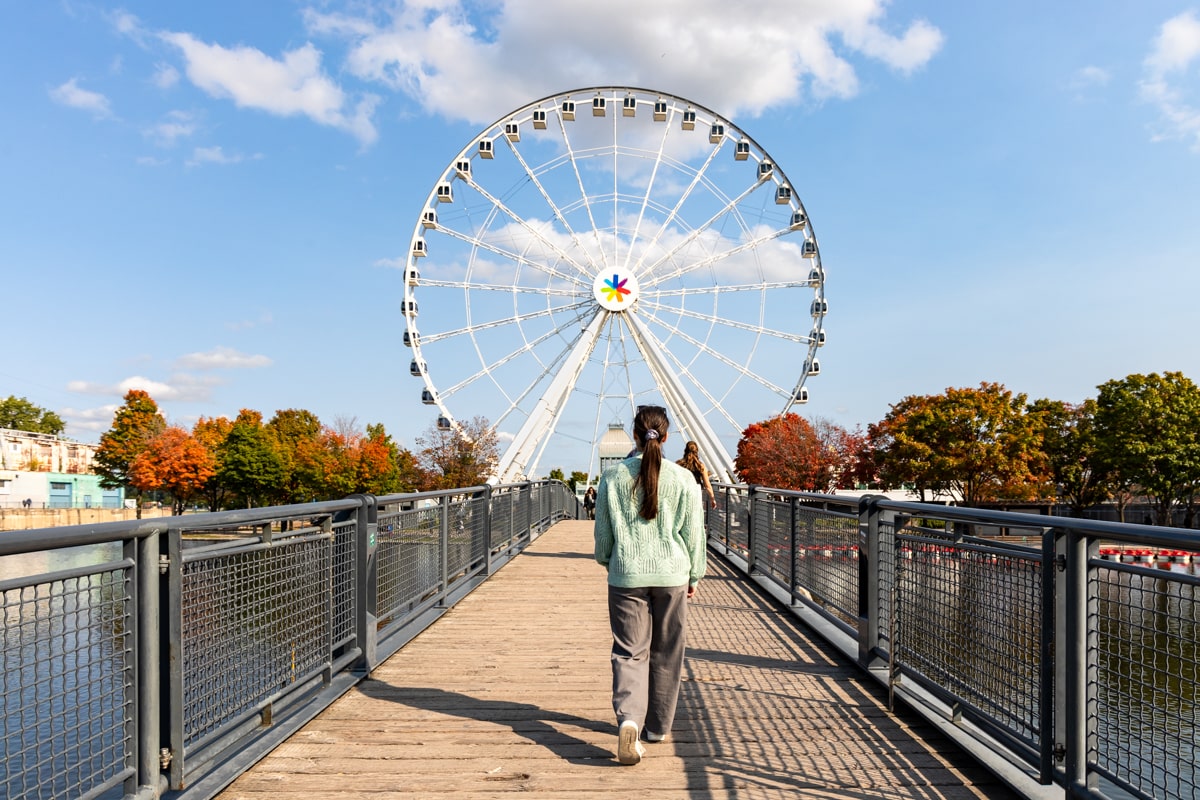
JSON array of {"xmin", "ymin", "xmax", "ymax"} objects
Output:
[{"xmin": 2, "ymin": 482, "xmax": 1197, "ymax": 800}]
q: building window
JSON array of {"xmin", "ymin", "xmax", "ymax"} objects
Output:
[{"xmin": 50, "ymin": 482, "xmax": 69, "ymax": 490}]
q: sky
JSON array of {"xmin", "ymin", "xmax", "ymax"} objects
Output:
[{"xmin": 2, "ymin": 1, "xmax": 1200, "ymax": 476}]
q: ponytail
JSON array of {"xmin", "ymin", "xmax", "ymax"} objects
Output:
[{"xmin": 633, "ymin": 406, "xmax": 670, "ymax": 520}]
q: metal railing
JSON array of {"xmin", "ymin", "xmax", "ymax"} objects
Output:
[
  {"xmin": 707, "ymin": 483, "xmax": 1200, "ymax": 800},
  {"xmin": 0, "ymin": 480, "xmax": 577, "ymax": 800}
]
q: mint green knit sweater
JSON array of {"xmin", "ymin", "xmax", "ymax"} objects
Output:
[{"xmin": 593, "ymin": 455, "xmax": 707, "ymax": 588}]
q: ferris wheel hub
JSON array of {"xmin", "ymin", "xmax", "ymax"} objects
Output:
[{"xmin": 591, "ymin": 269, "xmax": 640, "ymax": 312}]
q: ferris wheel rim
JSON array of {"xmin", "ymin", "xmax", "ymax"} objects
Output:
[{"xmin": 401, "ymin": 86, "xmax": 826, "ymax": 481}]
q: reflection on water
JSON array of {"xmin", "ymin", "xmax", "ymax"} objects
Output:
[{"xmin": 1, "ymin": 541, "xmax": 131, "ymax": 800}]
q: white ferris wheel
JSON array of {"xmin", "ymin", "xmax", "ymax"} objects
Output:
[{"xmin": 402, "ymin": 87, "xmax": 826, "ymax": 484}]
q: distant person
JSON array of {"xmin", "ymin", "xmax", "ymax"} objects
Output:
[
  {"xmin": 593, "ymin": 405, "xmax": 706, "ymax": 765},
  {"xmin": 583, "ymin": 486, "xmax": 597, "ymax": 520},
  {"xmin": 677, "ymin": 440, "xmax": 717, "ymax": 509}
]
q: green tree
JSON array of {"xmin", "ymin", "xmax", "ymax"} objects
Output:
[
  {"xmin": 1029, "ymin": 398, "xmax": 1115, "ymax": 516},
  {"xmin": 266, "ymin": 408, "xmax": 323, "ymax": 503},
  {"xmin": 1094, "ymin": 372, "xmax": 1200, "ymax": 526},
  {"xmin": 548, "ymin": 468, "xmax": 565, "ymax": 483},
  {"xmin": 93, "ymin": 390, "xmax": 166, "ymax": 517},
  {"xmin": 866, "ymin": 383, "xmax": 1045, "ymax": 505},
  {"xmin": 569, "ymin": 471, "xmax": 589, "ymax": 492},
  {"xmin": 218, "ymin": 409, "xmax": 285, "ymax": 508},
  {"xmin": 0, "ymin": 395, "xmax": 66, "ymax": 435}
]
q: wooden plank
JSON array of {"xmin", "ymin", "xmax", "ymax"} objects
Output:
[{"xmin": 218, "ymin": 520, "xmax": 1018, "ymax": 799}]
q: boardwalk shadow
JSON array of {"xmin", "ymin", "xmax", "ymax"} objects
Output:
[{"xmin": 355, "ymin": 679, "xmax": 617, "ymax": 766}]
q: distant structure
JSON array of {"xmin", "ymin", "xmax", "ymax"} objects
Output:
[
  {"xmin": 0, "ymin": 429, "xmax": 121, "ymax": 509},
  {"xmin": 597, "ymin": 422, "xmax": 634, "ymax": 476}
]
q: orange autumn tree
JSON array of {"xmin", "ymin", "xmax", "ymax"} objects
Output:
[
  {"xmin": 128, "ymin": 426, "xmax": 216, "ymax": 515},
  {"xmin": 735, "ymin": 413, "xmax": 849, "ymax": 491}
]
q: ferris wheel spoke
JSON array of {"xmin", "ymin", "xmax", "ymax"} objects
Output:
[
  {"xmin": 636, "ymin": 297, "xmax": 812, "ymax": 343},
  {"xmin": 556, "ymin": 113, "xmax": 611, "ymax": 275},
  {"xmin": 496, "ymin": 308, "xmax": 608, "ymax": 480},
  {"xmin": 649, "ymin": 279, "xmax": 816, "ymax": 297},
  {"xmin": 417, "ymin": 277, "xmax": 581, "ymax": 298},
  {"xmin": 420, "ymin": 299, "xmax": 591, "ymax": 346},
  {"xmin": 635, "ymin": 307, "xmax": 789, "ymax": 398},
  {"xmin": 437, "ymin": 224, "xmax": 587, "ymax": 288},
  {"xmin": 438, "ymin": 308, "xmax": 593, "ymax": 399},
  {"xmin": 630, "ymin": 136, "xmax": 724, "ymax": 275},
  {"xmin": 641, "ymin": 219, "xmax": 791, "ymax": 291},
  {"xmin": 456, "ymin": 176, "xmax": 596, "ymax": 279},
  {"xmin": 620, "ymin": 111, "xmax": 675, "ymax": 272},
  {"xmin": 502, "ymin": 141, "xmax": 596, "ymax": 282}
]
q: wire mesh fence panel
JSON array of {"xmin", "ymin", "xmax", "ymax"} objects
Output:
[
  {"xmin": 752, "ymin": 496, "xmax": 791, "ymax": 584},
  {"xmin": 331, "ymin": 518, "xmax": 358, "ymax": 651},
  {"xmin": 1092, "ymin": 562, "xmax": 1200, "ymax": 800},
  {"xmin": 894, "ymin": 528, "xmax": 1044, "ymax": 752},
  {"xmin": 489, "ymin": 490, "xmax": 515, "ymax": 551},
  {"xmin": 1, "ymin": 562, "xmax": 134, "ymax": 800},
  {"xmin": 179, "ymin": 530, "xmax": 332, "ymax": 754},
  {"xmin": 445, "ymin": 495, "xmax": 486, "ymax": 582},
  {"xmin": 794, "ymin": 507, "xmax": 859, "ymax": 625},
  {"xmin": 377, "ymin": 505, "xmax": 443, "ymax": 620}
]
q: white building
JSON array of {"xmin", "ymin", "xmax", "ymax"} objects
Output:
[{"xmin": 0, "ymin": 429, "xmax": 120, "ymax": 508}]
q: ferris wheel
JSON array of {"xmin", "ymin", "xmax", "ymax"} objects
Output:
[{"xmin": 402, "ymin": 87, "xmax": 826, "ymax": 484}]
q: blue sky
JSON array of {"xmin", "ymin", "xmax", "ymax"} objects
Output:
[{"xmin": 2, "ymin": 1, "xmax": 1199, "ymax": 475}]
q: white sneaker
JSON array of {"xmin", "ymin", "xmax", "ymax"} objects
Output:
[
  {"xmin": 644, "ymin": 730, "xmax": 668, "ymax": 743},
  {"xmin": 617, "ymin": 720, "xmax": 645, "ymax": 765}
]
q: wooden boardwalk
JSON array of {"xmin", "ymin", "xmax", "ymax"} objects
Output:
[{"xmin": 218, "ymin": 521, "xmax": 1018, "ymax": 799}]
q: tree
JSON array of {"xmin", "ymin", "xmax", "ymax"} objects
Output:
[
  {"xmin": 193, "ymin": 416, "xmax": 233, "ymax": 511},
  {"xmin": 1029, "ymin": 398, "xmax": 1115, "ymax": 516},
  {"xmin": 0, "ymin": 395, "xmax": 65, "ymax": 435},
  {"xmin": 267, "ymin": 409, "xmax": 324, "ymax": 504},
  {"xmin": 1094, "ymin": 372, "xmax": 1200, "ymax": 526},
  {"xmin": 93, "ymin": 390, "xmax": 166, "ymax": 517},
  {"xmin": 569, "ymin": 471, "xmax": 589, "ymax": 492},
  {"xmin": 865, "ymin": 383, "xmax": 1046, "ymax": 505},
  {"xmin": 735, "ymin": 414, "xmax": 824, "ymax": 490},
  {"xmin": 548, "ymin": 468, "xmax": 566, "ymax": 483},
  {"xmin": 218, "ymin": 409, "xmax": 285, "ymax": 508},
  {"xmin": 128, "ymin": 426, "xmax": 216, "ymax": 515},
  {"xmin": 416, "ymin": 416, "xmax": 500, "ymax": 489}
]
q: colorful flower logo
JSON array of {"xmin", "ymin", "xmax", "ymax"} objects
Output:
[{"xmin": 601, "ymin": 274, "xmax": 631, "ymax": 304}]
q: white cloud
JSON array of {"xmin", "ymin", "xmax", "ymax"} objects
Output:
[
  {"xmin": 49, "ymin": 78, "xmax": 113, "ymax": 118},
  {"xmin": 1070, "ymin": 65, "xmax": 1111, "ymax": 89},
  {"xmin": 1140, "ymin": 11, "xmax": 1200, "ymax": 150},
  {"xmin": 175, "ymin": 347, "xmax": 272, "ymax": 370},
  {"xmin": 146, "ymin": 110, "xmax": 196, "ymax": 146},
  {"xmin": 58, "ymin": 404, "xmax": 121, "ymax": 435},
  {"xmin": 136, "ymin": 155, "xmax": 170, "ymax": 167},
  {"xmin": 152, "ymin": 62, "xmax": 181, "ymax": 89},
  {"xmin": 162, "ymin": 31, "xmax": 380, "ymax": 145},
  {"xmin": 67, "ymin": 375, "xmax": 214, "ymax": 402},
  {"xmin": 304, "ymin": 0, "xmax": 943, "ymax": 124},
  {"xmin": 185, "ymin": 145, "xmax": 262, "ymax": 167}
]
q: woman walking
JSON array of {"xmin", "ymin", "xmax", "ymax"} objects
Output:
[
  {"xmin": 677, "ymin": 440, "xmax": 718, "ymax": 509},
  {"xmin": 593, "ymin": 405, "xmax": 707, "ymax": 765}
]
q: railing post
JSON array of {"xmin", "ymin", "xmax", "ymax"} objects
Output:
[
  {"xmin": 133, "ymin": 530, "xmax": 167, "ymax": 799},
  {"xmin": 438, "ymin": 494, "xmax": 451, "ymax": 606},
  {"xmin": 484, "ymin": 484, "xmax": 495, "ymax": 577},
  {"xmin": 857, "ymin": 495, "xmax": 882, "ymax": 669},
  {"xmin": 354, "ymin": 494, "xmax": 379, "ymax": 673},
  {"xmin": 747, "ymin": 485, "xmax": 758, "ymax": 573},
  {"xmin": 788, "ymin": 496, "xmax": 799, "ymax": 605},
  {"xmin": 1063, "ymin": 528, "xmax": 1098, "ymax": 796}
]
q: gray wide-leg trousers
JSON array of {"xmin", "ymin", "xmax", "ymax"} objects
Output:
[{"xmin": 607, "ymin": 584, "xmax": 689, "ymax": 736}]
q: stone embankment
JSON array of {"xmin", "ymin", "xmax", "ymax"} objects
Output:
[{"xmin": 0, "ymin": 506, "xmax": 173, "ymax": 531}]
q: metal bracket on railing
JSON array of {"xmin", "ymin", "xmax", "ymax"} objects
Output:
[
  {"xmin": 1053, "ymin": 742, "xmax": 1066, "ymax": 762},
  {"xmin": 1054, "ymin": 553, "xmax": 1067, "ymax": 572},
  {"xmin": 158, "ymin": 554, "xmax": 170, "ymax": 575},
  {"xmin": 159, "ymin": 748, "xmax": 172, "ymax": 770}
]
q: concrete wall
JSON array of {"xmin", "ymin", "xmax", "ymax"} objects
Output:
[{"xmin": 0, "ymin": 506, "xmax": 173, "ymax": 531}]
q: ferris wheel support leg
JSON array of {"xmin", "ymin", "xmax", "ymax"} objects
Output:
[
  {"xmin": 495, "ymin": 310, "xmax": 607, "ymax": 484},
  {"xmin": 624, "ymin": 313, "xmax": 737, "ymax": 482}
]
